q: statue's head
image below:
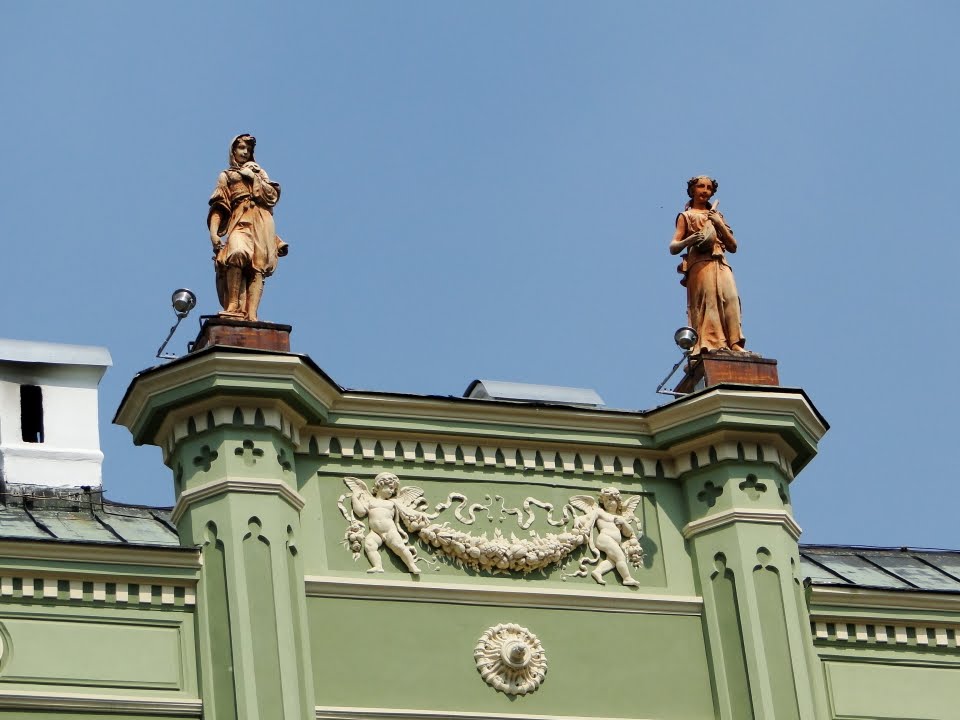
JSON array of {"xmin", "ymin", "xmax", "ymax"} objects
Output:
[
  {"xmin": 229, "ymin": 134, "xmax": 257, "ymax": 166},
  {"xmin": 686, "ymin": 175, "xmax": 718, "ymax": 200},
  {"xmin": 373, "ymin": 472, "xmax": 400, "ymax": 498},
  {"xmin": 599, "ymin": 487, "xmax": 622, "ymax": 513}
]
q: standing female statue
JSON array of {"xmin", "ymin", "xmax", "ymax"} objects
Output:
[
  {"xmin": 207, "ymin": 134, "xmax": 288, "ymax": 322},
  {"xmin": 669, "ymin": 176, "xmax": 745, "ymax": 355}
]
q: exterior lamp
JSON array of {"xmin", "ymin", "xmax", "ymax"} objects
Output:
[
  {"xmin": 655, "ymin": 327, "xmax": 699, "ymax": 398},
  {"xmin": 156, "ymin": 288, "xmax": 197, "ymax": 360},
  {"xmin": 171, "ymin": 288, "xmax": 197, "ymax": 319}
]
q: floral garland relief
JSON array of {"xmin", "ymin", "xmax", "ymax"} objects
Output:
[{"xmin": 339, "ymin": 473, "xmax": 645, "ymax": 586}]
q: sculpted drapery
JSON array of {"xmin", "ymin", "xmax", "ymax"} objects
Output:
[
  {"xmin": 670, "ymin": 176, "xmax": 745, "ymax": 355},
  {"xmin": 207, "ymin": 134, "xmax": 287, "ymax": 322}
]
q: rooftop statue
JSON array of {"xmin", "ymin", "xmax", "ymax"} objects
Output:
[
  {"xmin": 207, "ymin": 134, "xmax": 288, "ymax": 322},
  {"xmin": 669, "ymin": 176, "xmax": 745, "ymax": 355}
]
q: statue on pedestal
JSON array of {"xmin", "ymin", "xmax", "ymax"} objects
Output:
[
  {"xmin": 207, "ymin": 135, "xmax": 288, "ymax": 322},
  {"xmin": 669, "ymin": 176, "xmax": 745, "ymax": 355}
]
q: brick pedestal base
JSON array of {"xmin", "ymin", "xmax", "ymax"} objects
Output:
[
  {"xmin": 191, "ymin": 316, "xmax": 292, "ymax": 353},
  {"xmin": 675, "ymin": 352, "xmax": 779, "ymax": 394}
]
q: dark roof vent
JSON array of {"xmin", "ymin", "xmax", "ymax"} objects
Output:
[{"xmin": 464, "ymin": 380, "xmax": 605, "ymax": 408}]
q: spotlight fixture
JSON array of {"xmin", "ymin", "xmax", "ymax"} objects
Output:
[
  {"xmin": 156, "ymin": 288, "xmax": 197, "ymax": 360},
  {"xmin": 171, "ymin": 288, "xmax": 197, "ymax": 319},
  {"xmin": 655, "ymin": 326, "xmax": 699, "ymax": 398}
]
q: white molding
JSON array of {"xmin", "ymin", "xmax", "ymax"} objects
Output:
[
  {"xmin": 0, "ymin": 575, "xmax": 196, "ymax": 607},
  {"xmin": 304, "ymin": 575, "xmax": 703, "ymax": 616},
  {"xmin": 316, "ymin": 706, "xmax": 661, "ymax": 720},
  {"xmin": 0, "ymin": 689, "xmax": 202, "ymax": 716},
  {"xmin": 308, "ymin": 434, "xmax": 668, "ymax": 479},
  {"xmin": 0, "ymin": 444, "xmax": 104, "ymax": 462},
  {"xmin": 810, "ymin": 586, "xmax": 960, "ymax": 613},
  {"xmin": 0, "ymin": 539, "xmax": 200, "ymax": 570},
  {"xmin": 155, "ymin": 395, "xmax": 307, "ymax": 464},
  {"xmin": 682, "ymin": 508, "xmax": 802, "ymax": 540},
  {"xmin": 647, "ymin": 387, "xmax": 828, "ymax": 443},
  {"xmin": 810, "ymin": 618, "xmax": 958, "ymax": 649},
  {"xmin": 171, "ymin": 476, "xmax": 306, "ymax": 524}
]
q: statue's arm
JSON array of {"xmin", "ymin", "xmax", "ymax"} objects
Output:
[
  {"xmin": 709, "ymin": 210, "xmax": 737, "ymax": 252},
  {"xmin": 669, "ymin": 214, "xmax": 695, "ymax": 255},
  {"xmin": 208, "ymin": 172, "xmax": 230, "ymax": 249},
  {"xmin": 208, "ymin": 209, "xmax": 224, "ymax": 249}
]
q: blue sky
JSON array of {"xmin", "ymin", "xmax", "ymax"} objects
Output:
[{"xmin": 3, "ymin": 2, "xmax": 957, "ymax": 549}]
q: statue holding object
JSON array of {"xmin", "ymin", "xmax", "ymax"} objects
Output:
[
  {"xmin": 669, "ymin": 176, "xmax": 745, "ymax": 355},
  {"xmin": 207, "ymin": 135, "xmax": 288, "ymax": 322}
]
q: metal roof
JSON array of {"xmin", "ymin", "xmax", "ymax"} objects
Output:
[
  {"xmin": 0, "ymin": 497, "xmax": 179, "ymax": 547},
  {"xmin": 464, "ymin": 379, "xmax": 605, "ymax": 407},
  {"xmin": 800, "ymin": 545, "xmax": 960, "ymax": 593}
]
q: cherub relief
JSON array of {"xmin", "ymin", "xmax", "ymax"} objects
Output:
[
  {"xmin": 339, "ymin": 475, "xmax": 646, "ymax": 584},
  {"xmin": 570, "ymin": 487, "xmax": 644, "ymax": 586},
  {"xmin": 343, "ymin": 473, "xmax": 428, "ymax": 575}
]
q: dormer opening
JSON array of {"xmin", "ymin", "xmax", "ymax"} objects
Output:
[{"xmin": 20, "ymin": 385, "xmax": 44, "ymax": 443}]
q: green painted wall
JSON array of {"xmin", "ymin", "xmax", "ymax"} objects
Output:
[{"xmin": 308, "ymin": 596, "xmax": 715, "ymax": 718}]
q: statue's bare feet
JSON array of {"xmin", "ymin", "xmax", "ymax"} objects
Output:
[
  {"xmin": 622, "ymin": 578, "xmax": 641, "ymax": 587},
  {"xmin": 590, "ymin": 570, "xmax": 606, "ymax": 585},
  {"xmin": 366, "ymin": 567, "xmax": 385, "ymax": 574},
  {"xmin": 408, "ymin": 565, "xmax": 421, "ymax": 575}
]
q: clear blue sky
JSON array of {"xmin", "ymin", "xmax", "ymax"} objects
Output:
[{"xmin": 3, "ymin": 2, "xmax": 957, "ymax": 549}]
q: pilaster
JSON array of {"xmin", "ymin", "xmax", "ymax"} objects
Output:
[
  {"xmin": 116, "ymin": 348, "xmax": 333, "ymax": 720},
  {"xmin": 658, "ymin": 388, "xmax": 830, "ymax": 720}
]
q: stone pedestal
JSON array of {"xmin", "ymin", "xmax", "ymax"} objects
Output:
[
  {"xmin": 676, "ymin": 352, "xmax": 779, "ymax": 394},
  {"xmin": 192, "ymin": 316, "xmax": 292, "ymax": 353}
]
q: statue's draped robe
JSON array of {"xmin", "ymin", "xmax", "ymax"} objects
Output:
[
  {"xmin": 679, "ymin": 208, "xmax": 744, "ymax": 354},
  {"xmin": 207, "ymin": 163, "xmax": 284, "ymax": 310}
]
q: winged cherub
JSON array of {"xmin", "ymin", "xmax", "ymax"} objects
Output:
[
  {"xmin": 343, "ymin": 473, "xmax": 428, "ymax": 575},
  {"xmin": 570, "ymin": 487, "xmax": 644, "ymax": 586}
]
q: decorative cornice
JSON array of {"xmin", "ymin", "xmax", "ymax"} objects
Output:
[
  {"xmin": 316, "ymin": 707, "xmax": 661, "ymax": 720},
  {"xmin": 0, "ymin": 689, "xmax": 201, "ymax": 716},
  {"xmin": 646, "ymin": 386, "xmax": 827, "ymax": 474},
  {"xmin": 117, "ymin": 352, "xmax": 826, "ymax": 478},
  {"xmin": 0, "ymin": 574, "xmax": 195, "ymax": 607},
  {"xmin": 810, "ymin": 586, "xmax": 960, "ymax": 613},
  {"xmin": 156, "ymin": 395, "xmax": 306, "ymax": 463},
  {"xmin": 304, "ymin": 575, "xmax": 703, "ymax": 616},
  {"xmin": 811, "ymin": 619, "xmax": 960, "ymax": 650},
  {"xmin": 0, "ymin": 539, "xmax": 200, "ymax": 570},
  {"xmin": 648, "ymin": 386, "xmax": 828, "ymax": 441},
  {"xmin": 666, "ymin": 430, "xmax": 795, "ymax": 479},
  {"xmin": 308, "ymin": 434, "xmax": 671, "ymax": 479},
  {"xmin": 171, "ymin": 477, "xmax": 306, "ymax": 525},
  {"xmin": 682, "ymin": 508, "xmax": 802, "ymax": 540},
  {"xmin": 115, "ymin": 351, "xmax": 337, "ymax": 445}
]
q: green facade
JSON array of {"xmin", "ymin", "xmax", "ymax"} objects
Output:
[{"xmin": 0, "ymin": 344, "xmax": 956, "ymax": 718}]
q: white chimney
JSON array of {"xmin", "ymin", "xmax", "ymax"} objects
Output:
[{"xmin": 0, "ymin": 339, "xmax": 112, "ymax": 490}]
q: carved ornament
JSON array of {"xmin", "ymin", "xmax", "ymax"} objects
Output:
[
  {"xmin": 474, "ymin": 624, "xmax": 546, "ymax": 695},
  {"xmin": 339, "ymin": 474, "xmax": 645, "ymax": 585}
]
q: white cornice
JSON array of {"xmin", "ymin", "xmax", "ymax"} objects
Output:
[
  {"xmin": 0, "ymin": 689, "xmax": 201, "ymax": 716},
  {"xmin": 115, "ymin": 351, "xmax": 339, "ymax": 435},
  {"xmin": 647, "ymin": 387, "xmax": 827, "ymax": 443},
  {"xmin": 171, "ymin": 477, "xmax": 306, "ymax": 525},
  {"xmin": 810, "ymin": 586, "xmax": 960, "ymax": 613},
  {"xmin": 317, "ymin": 707, "xmax": 661, "ymax": 720},
  {"xmin": 0, "ymin": 539, "xmax": 199, "ymax": 570},
  {"xmin": 682, "ymin": 508, "xmax": 802, "ymax": 540},
  {"xmin": 304, "ymin": 575, "xmax": 703, "ymax": 616}
]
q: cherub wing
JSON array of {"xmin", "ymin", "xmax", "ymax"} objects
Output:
[
  {"xmin": 568, "ymin": 495, "xmax": 597, "ymax": 514},
  {"xmin": 343, "ymin": 476, "xmax": 372, "ymax": 517},
  {"xmin": 395, "ymin": 485, "xmax": 426, "ymax": 511},
  {"xmin": 621, "ymin": 495, "xmax": 643, "ymax": 520}
]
